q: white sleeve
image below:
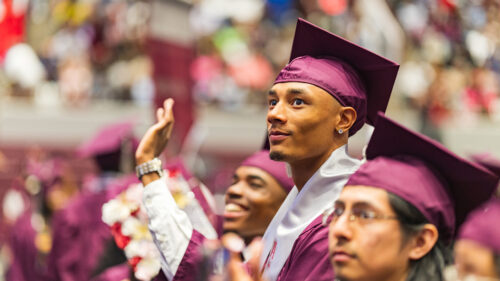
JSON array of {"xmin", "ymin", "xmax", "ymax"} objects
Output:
[{"xmin": 143, "ymin": 178, "xmax": 193, "ymax": 280}]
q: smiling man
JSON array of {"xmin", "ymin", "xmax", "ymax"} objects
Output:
[
  {"xmin": 255, "ymin": 19, "xmax": 399, "ymax": 281},
  {"xmin": 223, "ymin": 150, "xmax": 291, "ymax": 245}
]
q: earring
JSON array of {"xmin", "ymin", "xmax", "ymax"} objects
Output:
[{"xmin": 338, "ymin": 129, "xmax": 343, "ymax": 135}]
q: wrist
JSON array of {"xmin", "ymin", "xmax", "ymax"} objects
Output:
[{"xmin": 136, "ymin": 154, "xmax": 156, "ymax": 165}]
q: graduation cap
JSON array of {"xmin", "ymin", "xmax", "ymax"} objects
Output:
[
  {"xmin": 458, "ymin": 198, "xmax": 500, "ymax": 254},
  {"xmin": 346, "ymin": 112, "xmax": 499, "ymax": 241},
  {"xmin": 470, "ymin": 153, "xmax": 500, "ymax": 177},
  {"xmin": 274, "ymin": 18, "xmax": 399, "ymax": 136},
  {"xmin": 77, "ymin": 121, "xmax": 138, "ymax": 172}
]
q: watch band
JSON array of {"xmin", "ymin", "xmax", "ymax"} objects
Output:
[{"xmin": 136, "ymin": 158, "xmax": 164, "ymax": 179}]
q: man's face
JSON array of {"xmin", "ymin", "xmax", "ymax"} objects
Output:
[
  {"xmin": 223, "ymin": 166, "xmax": 287, "ymax": 240},
  {"xmin": 267, "ymin": 82, "xmax": 341, "ymax": 164},
  {"xmin": 454, "ymin": 240, "xmax": 498, "ymax": 279},
  {"xmin": 328, "ymin": 186, "xmax": 412, "ymax": 281}
]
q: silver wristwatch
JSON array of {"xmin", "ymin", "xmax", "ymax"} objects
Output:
[{"xmin": 136, "ymin": 158, "xmax": 164, "ymax": 179}]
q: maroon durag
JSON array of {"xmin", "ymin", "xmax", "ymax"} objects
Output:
[
  {"xmin": 346, "ymin": 113, "xmax": 499, "ymax": 242},
  {"xmin": 458, "ymin": 198, "xmax": 500, "ymax": 254},
  {"xmin": 241, "ymin": 150, "xmax": 294, "ymax": 193}
]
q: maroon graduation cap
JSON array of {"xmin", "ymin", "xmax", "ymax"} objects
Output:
[
  {"xmin": 77, "ymin": 122, "xmax": 137, "ymax": 158},
  {"xmin": 470, "ymin": 153, "xmax": 500, "ymax": 177},
  {"xmin": 274, "ymin": 18, "xmax": 399, "ymax": 136},
  {"xmin": 458, "ymin": 198, "xmax": 500, "ymax": 254},
  {"xmin": 347, "ymin": 112, "xmax": 499, "ymax": 241}
]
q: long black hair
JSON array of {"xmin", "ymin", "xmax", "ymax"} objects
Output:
[{"xmin": 387, "ymin": 192, "xmax": 453, "ymax": 281}]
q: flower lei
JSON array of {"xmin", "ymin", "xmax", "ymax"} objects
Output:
[
  {"xmin": 102, "ymin": 183, "xmax": 161, "ymax": 281},
  {"xmin": 102, "ymin": 168, "xmax": 195, "ymax": 281}
]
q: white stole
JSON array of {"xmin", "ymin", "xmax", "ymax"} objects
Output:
[{"xmin": 259, "ymin": 145, "xmax": 361, "ymax": 281}]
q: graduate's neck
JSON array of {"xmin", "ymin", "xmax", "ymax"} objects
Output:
[{"xmin": 290, "ymin": 143, "xmax": 344, "ymax": 191}]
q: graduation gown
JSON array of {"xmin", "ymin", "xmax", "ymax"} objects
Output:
[
  {"xmin": 46, "ymin": 174, "xmax": 138, "ymax": 281},
  {"xmin": 260, "ymin": 145, "xmax": 361, "ymax": 281},
  {"xmin": 5, "ymin": 210, "xmax": 46, "ymax": 281}
]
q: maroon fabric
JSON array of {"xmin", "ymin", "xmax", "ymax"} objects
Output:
[
  {"xmin": 77, "ymin": 121, "xmax": 138, "ymax": 158},
  {"xmin": 90, "ymin": 263, "xmax": 131, "ymax": 281},
  {"xmin": 276, "ymin": 215, "xmax": 334, "ymax": 281},
  {"xmin": 458, "ymin": 198, "xmax": 500, "ymax": 254},
  {"xmin": 46, "ymin": 174, "xmax": 138, "ymax": 281},
  {"xmin": 5, "ymin": 210, "xmax": 45, "ymax": 281},
  {"xmin": 172, "ymin": 229, "xmax": 206, "ymax": 281},
  {"xmin": 274, "ymin": 18, "xmax": 399, "ymax": 136},
  {"xmin": 241, "ymin": 150, "xmax": 294, "ymax": 192},
  {"xmin": 470, "ymin": 153, "xmax": 500, "ymax": 177},
  {"xmin": 164, "ymin": 157, "xmax": 195, "ymax": 181},
  {"xmin": 347, "ymin": 113, "xmax": 499, "ymax": 241}
]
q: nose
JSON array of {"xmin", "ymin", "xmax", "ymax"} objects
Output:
[
  {"xmin": 329, "ymin": 211, "xmax": 353, "ymax": 243},
  {"xmin": 267, "ymin": 101, "xmax": 287, "ymax": 126},
  {"xmin": 225, "ymin": 181, "xmax": 244, "ymax": 201}
]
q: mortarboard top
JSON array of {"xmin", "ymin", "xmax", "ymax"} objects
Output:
[
  {"xmin": 346, "ymin": 112, "xmax": 499, "ymax": 241},
  {"xmin": 458, "ymin": 198, "xmax": 500, "ymax": 254},
  {"xmin": 470, "ymin": 153, "xmax": 500, "ymax": 177},
  {"xmin": 77, "ymin": 121, "xmax": 137, "ymax": 158},
  {"xmin": 274, "ymin": 18, "xmax": 399, "ymax": 136}
]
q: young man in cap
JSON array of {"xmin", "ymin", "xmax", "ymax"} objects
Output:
[
  {"xmin": 258, "ymin": 18, "xmax": 398, "ymax": 281},
  {"xmin": 327, "ymin": 113, "xmax": 499, "ymax": 281},
  {"xmin": 135, "ymin": 99, "xmax": 293, "ymax": 280},
  {"xmin": 138, "ymin": 18, "xmax": 398, "ymax": 280}
]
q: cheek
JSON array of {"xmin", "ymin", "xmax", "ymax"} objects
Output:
[{"xmin": 356, "ymin": 226, "xmax": 406, "ymax": 269}]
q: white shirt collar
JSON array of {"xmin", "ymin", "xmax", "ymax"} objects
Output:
[{"xmin": 260, "ymin": 145, "xmax": 361, "ymax": 281}]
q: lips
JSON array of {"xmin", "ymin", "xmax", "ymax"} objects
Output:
[
  {"xmin": 331, "ymin": 249, "xmax": 355, "ymax": 263},
  {"xmin": 268, "ymin": 129, "xmax": 291, "ymax": 143}
]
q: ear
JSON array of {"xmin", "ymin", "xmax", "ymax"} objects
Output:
[
  {"xmin": 336, "ymin": 106, "xmax": 357, "ymax": 133},
  {"xmin": 408, "ymin": 224, "xmax": 439, "ymax": 260}
]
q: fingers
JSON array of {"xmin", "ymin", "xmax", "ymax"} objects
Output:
[
  {"xmin": 222, "ymin": 233, "xmax": 252, "ymax": 281},
  {"xmin": 156, "ymin": 108, "xmax": 164, "ymax": 123},
  {"xmin": 156, "ymin": 98, "xmax": 174, "ymax": 124},
  {"xmin": 247, "ymin": 237, "xmax": 264, "ymax": 277}
]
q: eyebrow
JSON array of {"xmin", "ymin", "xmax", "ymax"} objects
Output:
[
  {"xmin": 247, "ymin": 175, "xmax": 266, "ymax": 184},
  {"xmin": 268, "ymin": 88, "xmax": 307, "ymax": 96}
]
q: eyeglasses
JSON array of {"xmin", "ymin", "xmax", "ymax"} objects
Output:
[{"xmin": 322, "ymin": 205, "xmax": 399, "ymax": 226}]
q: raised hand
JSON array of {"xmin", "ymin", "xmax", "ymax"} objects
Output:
[{"xmin": 135, "ymin": 98, "xmax": 174, "ymax": 185}]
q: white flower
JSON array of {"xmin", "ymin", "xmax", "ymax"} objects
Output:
[
  {"xmin": 134, "ymin": 257, "xmax": 161, "ymax": 281},
  {"xmin": 124, "ymin": 239, "xmax": 149, "ymax": 258},
  {"xmin": 102, "ymin": 199, "xmax": 134, "ymax": 226},
  {"xmin": 121, "ymin": 217, "xmax": 151, "ymax": 240}
]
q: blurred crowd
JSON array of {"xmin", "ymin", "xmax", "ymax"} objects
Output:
[{"xmin": 1, "ymin": 0, "xmax": 499, "ymax": 132}]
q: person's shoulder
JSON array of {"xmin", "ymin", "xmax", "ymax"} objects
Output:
[
  {"xmin": 299, "ymin": 215, "xmax": 328, "ymax": 238},
  {"xmin": 278, "ymin": 215, "xmax": 333, "ymax": 281},
  {"xmin": 291, "ymin": 215, "xmax": 329, "ymax": 253}
]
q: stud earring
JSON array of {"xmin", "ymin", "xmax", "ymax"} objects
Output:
[{"xmin": 338, "ymin": 129, "xmax": 343, "ymax": 134}]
